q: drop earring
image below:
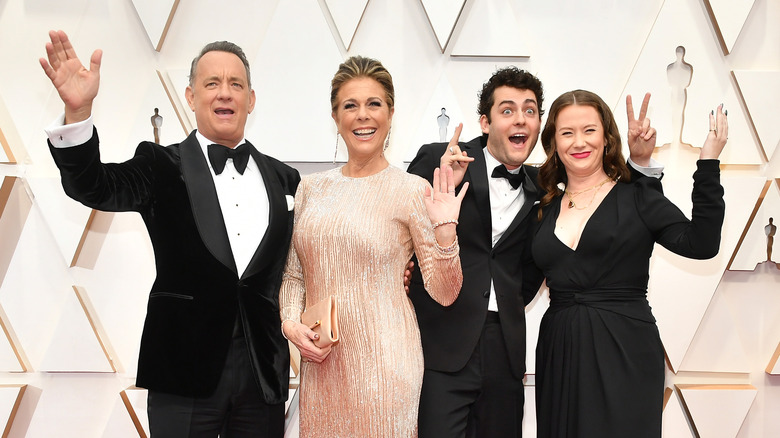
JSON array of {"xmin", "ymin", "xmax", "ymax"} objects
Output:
[
  {"xmin": 334, "ymin": 132, "xmax": 340, "ymax": 164},
  {"xmin": 384, "ymin": 127, "xmax": 391, "ymax": 152}
]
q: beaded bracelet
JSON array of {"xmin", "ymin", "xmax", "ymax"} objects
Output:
[{"xmin": 432, "ymin": 219, "xmax": 459, "ymax": 229}]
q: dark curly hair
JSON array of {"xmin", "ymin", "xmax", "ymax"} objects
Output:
[
  {"xmin": 478, "ymin": 67, "xmax": 544, "ymax": 122},
  {"xmin": 537, "ymin": 90, "xmax": 631, "ymax": 219}
]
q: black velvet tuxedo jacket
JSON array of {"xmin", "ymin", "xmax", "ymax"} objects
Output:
[
  {"xmin": 48, "ymin": 129, "xmax": 300, "ymax": 403},
  {"xmin": 407, "ymin": 135, "xmax": 544, "ymax": 378}
]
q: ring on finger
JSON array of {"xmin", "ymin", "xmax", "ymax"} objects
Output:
[{"xmin": 449, "ymin": 147, "xmax": 455, "ymax": 155}]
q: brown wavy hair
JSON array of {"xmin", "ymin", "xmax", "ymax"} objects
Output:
[{"xmin": 537, "ymin": 90, "xmax": 631, "ymax": 219}]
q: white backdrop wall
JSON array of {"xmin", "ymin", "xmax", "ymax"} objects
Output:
[{"xmin": 0, "ymin": 0, "xmax": 778, "ymax": 436}]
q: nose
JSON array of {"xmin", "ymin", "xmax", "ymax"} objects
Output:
[
  {"xmin": 217, "ymin": 82, "xmax": 232, "ymax": 100},
  {"xmin": 513, "ymin": 111, "xmax": 526, "ymax": 125},
  {"xmin": 356, "ymin": 104, "xmax": 369, "ymax": 120}
]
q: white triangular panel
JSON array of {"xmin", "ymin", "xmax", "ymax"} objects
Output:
[
  {"xmin": 663, "ymin": 388, "xmax": 696, "ymax": 438},
  {"xmin": 619, "ymin": 0, "xmax": 762, "ymax": 165},
  {"xmin": 733, "ymin": 70, "xmax": 780, "ymax": 161},
  {"xmin": 731, "ymin": 181, "xmax": 780, "ymax": 270},
  {"xmin": 648, "ymin": 174, "xmax": 766, "ymax": 372},
  {"xmin": 419, "ymin": 0, "xmax": 466, "ymax": 52},
  {"xmin": 678, "ymin": 282, "xmax": 750, "ymax": 372},
  {"xmin": 247, "ymin": 0, "xmax": 342, "ymax": 162},
  {"xmin": 0, "ymin": 306, "xmax": 24, "ymax": 372},
  {"xmin": 101, "ymin": 388, "xmax": 148, "ymax": 438},
  {"xmin": 162, "ymin": 68, "xmax": 196, "ymax": 134},
  {"xmin": 677, "ymin": 384, "xmax": 757, "ymax": 438},
  {"xmin": 324, "ymin": 0, "xmax": 370, "ymax": 50},
  {"xmin": 38, "ymin": 286, "xmax": 114, "ymax": 372},
  {"xmin": 129, "ymin": 0, "xmax": 179, "ymax": 51},
  {"xmin": 24, "ymin": 374, "xmax": 121, "ymax": 437},
  {"xmin": 450, "ymin": 0, "xmax": 530, "ymax": 57},
  {"xmin": 24, "ymin": 177, "xmax": 92, "ymax": 266},
  {"xmin": 0, "ymin": 385, "xmax": 25, "ymax": 435},
  {"xmin": 407, "ymin": 73, "xmax": 470, "ymax": 161},
  {"xmin": 705, "ymin": 0, "xmax": 755, "ymax": 54},
  {"xmin": 0, "ymin": 201, "xmax": 78, "ymax": 368},
  {"xmin": 767, "ymin": 342, "xmax": 780, "ymax": 374}
]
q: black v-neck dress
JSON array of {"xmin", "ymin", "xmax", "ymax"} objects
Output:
[{"xmin": 531, "ymin": 161, "xmax": 724, "ymax": 437}]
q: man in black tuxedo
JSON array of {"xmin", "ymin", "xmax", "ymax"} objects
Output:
[
  {"xmin": 40, "ymin": 30, "xmax": 298, "ymax": 437},
  {"xmin": 407, "ymin": 67, "xmax": 661, "ymax": 437}
]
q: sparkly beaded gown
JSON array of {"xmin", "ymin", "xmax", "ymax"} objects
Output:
[
  {"xmin": 280, "ymin": 165, "xmax": 462, "ymax": 437},
  {"xmin": 531, "ymin": 161, "xmax": 724, "ymax": 437}
]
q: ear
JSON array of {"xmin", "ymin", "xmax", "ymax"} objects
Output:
[
  {"xmin": 479, "ymin": 114, "xmax": 490, "ymax": 134},
  {"xmin": 389, "ymin": 106, "xmax": 395, "ymax": 122},
  {"xmin": 185, "ymin": 86, "xmax": 195, "ymax": 111},
  {"xmin": 247, "ymin": 89, "xmax": 256, "ymax": 114}
]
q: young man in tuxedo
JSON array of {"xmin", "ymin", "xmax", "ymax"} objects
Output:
[
  {"xmin": 41, "ymin": 30, "xmax": 299, "ymax": 437},
  {"xmin": 407, "ymin": 67, "xmax": 660, "ymax": 437}
]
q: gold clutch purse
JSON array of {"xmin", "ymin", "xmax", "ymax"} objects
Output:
[{"xmin": 301, "ymin": 295, "xmax": 340, "ymax": 348}]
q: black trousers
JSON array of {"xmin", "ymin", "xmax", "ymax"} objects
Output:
[
  {"xmin": 418, "ymin": 312, "xmax": 525, "ymax": 438},
  {"xmin": 147, "ymin": 336, "xmax": 284, "ymax": 437}
]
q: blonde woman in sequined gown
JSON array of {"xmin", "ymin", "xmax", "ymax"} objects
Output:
[{"xmin": 279, "ymin": 56, "xmax": 469, "ymax": 438}]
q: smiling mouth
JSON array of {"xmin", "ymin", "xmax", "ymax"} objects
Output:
[
  {"xmin": 215, "ymin": 109, "xmax": 234, "ymax": 116},
  {"xmin": 353, "ymin": 128, "xmax": 377, "ymax": 139},
  {"xmin": 571, "ymin": 152, "xmax": 591, "ymax": 159},
  {"xmin": 509, "ymin": 134, "xmax": 527, "ymax": 145}
]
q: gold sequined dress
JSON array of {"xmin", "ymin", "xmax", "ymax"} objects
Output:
[{"xmin": 280, "ymin": 165, "xmax": 462, "ymax": 437}]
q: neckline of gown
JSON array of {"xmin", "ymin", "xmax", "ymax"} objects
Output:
[{"xmin": 551, "ymin": 183, "xmax": 618, "ymax": 252}]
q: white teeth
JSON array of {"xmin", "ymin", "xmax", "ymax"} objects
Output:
[{"xmin": 354, "ymin": 129, "xmax": 376, "ymax": 135}]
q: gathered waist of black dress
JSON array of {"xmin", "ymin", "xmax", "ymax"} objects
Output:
[{"xmin": 548, "ymin": 288, "xmax": 656, "ymax": 323}]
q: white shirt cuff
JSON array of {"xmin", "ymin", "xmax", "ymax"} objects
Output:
[
  {"xmin": 45, "ymin": 114, "xmax": 94, "ymax": 148},
  {"xmin": 628, "ymin": 156, "xmax": 664, "ymax": 179}
]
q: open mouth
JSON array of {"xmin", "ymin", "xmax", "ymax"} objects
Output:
[
  {"xmin": 215, "ymin": 109, "xmax": 234, "ymax": 116},
  {"xmin": 353, "ymin": 128, "xmax": 377, "ymax": 139},
  {"xmin": 509, "ymin": 133, "xmax": 527, "ymax": 145}
]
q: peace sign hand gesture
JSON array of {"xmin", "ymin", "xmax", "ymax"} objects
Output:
[{"xmin": 626, "ymin": 93, "xmax": 657, "ymax": 167}]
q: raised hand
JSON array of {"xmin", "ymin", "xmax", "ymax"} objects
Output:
[
  {"xmin": 424, "ymin": 166, "xmax": 469, "ymax": 246},
  {"xmin": 438, "ymin": 123, "xmax": 474, "ymax": 187},
  {"xmin": 626, "ymin": 93, "xmax": 657, "ymax": 167},
  {"xmin": 39, "ymin": 30, "xmax": 102, "ymax": 124},
  {"xmin": 700, "ymin": 104, "xmax": 728, "ymax": 160}
]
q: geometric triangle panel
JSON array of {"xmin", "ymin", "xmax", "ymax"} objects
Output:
[
  {"xmin": 450, "ymin": 0, "xmax": 530, "ymax": 57},
  {"xmin": 732, "ymin": 70, "xmax": 780, "ymax": 161},
  {"xmin": 38, "ymin": 285, "xmax": 115, "ymax": 372},
  {"xmin": 419, "ymin": 0, "xmax": 466, "ymax": 52},
  {"xmin": 103, "ymin": 387, "xmax": 148, "ymax": 438},
  {"xmin": 677, "ymin": 384, "xmax": 757, "ymax": 438},
  {"xmin": 663, "ymin": 387, "xmax": 697, "ymax": 438},
  {"xmin": 246, "ymin": 0, "xmax": 343, "ymax": 162},
  {"xmin": 619, "ymin": 0, "xmax": 762, "ymax": 165},
  {"xmin": 730, "ymin": 180, "xmax": 780, "ymax": 270},
  {"xmin": 0, "ymin": 304, "xmax": 26, "ymax": 372},
  {"xmin": 767, "ymin": 342, "xmax": 780, "ymax": 374},
  {"xmin": 323, "ymin": 0, "xmax": 370, "ymax": 51},
  {"xmin": 0, "ymin": 384, "xmax": 25, "ymax": 437},
  {"xmin": 648, "ymin": 174, "xmax": 766, "ymax": 372},
  {"xmin": 129, "ymin": 0, "xmax": 180, "ymax": 51},
  {"xmin": 703, "ymin": 0, "xmax": 756, "ymax": 55}
]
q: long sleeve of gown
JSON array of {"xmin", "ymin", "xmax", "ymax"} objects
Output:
[
  {"xmin": 636, "ymin": 159, "xmax": 725, "ymax": 259},
  {"xmin": 279, "ymin": 181, "xmax": 307, "ymax": 324},
  {"xmin": 407, "ymin": 179, "xmax": 463, "ymax": 306}
]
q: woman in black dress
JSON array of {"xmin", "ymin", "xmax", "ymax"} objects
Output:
[{"xmin": 532, "ymin": 90, "xmax": 728, "ymax": 437}]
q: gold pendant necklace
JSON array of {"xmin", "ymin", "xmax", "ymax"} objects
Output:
[{"xmin": 565, "ymin": 177, "xmax": 612, "ymax": 209}]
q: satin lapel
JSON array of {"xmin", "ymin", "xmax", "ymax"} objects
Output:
[
  {"xmin": 241, "ymin": 143, "xmax": 288, "ymax": 280},
  {"xmin": 179, "ymin": 132, "xmax": 237, "ymax": 273},
  {"xmin": 463, "ymin": 136, "xmax": 492, "ymax": 240},
  {"xmin": 495, "ymin": 166, "xmax": 539, "ymax": 248}
]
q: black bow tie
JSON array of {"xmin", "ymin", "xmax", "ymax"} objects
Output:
[
  {"xmin": 207, "ymin": 143, "xmax": 250, "ymax": 175},
  {"xmin": 491, "ymin": 165, "xmax": 524, "ymax": 189}
]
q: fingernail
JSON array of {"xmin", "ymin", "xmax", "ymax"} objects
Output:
[
  {"xmin": 711, "ymin": 110, "xmax": 714, "ymax": 115},
  {"xmin": 724, "ymin": 109, "xmax": 728, "ymax": 116}
]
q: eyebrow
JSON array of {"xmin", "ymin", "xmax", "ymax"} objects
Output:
[{"xmin": 499, "ymin": 98, "xmax": 538, "ymax": 106}]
